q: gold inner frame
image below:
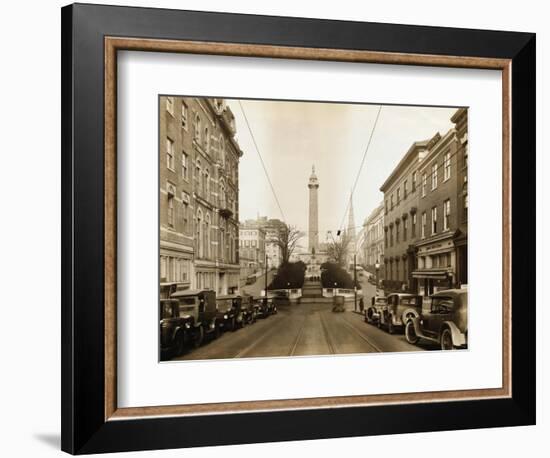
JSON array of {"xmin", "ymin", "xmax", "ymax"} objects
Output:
[{"xmin": 104, "ymin": 36, "xmax": 512, "ymax": 421}]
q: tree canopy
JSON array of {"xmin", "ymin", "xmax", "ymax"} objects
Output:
[
  {"xmin": 268, "ymin": 261, "xmax": 306, "ymax": 289},
  {"xmin": 320, "ymin": 262, "xmax": 361, "ymax": 289}
]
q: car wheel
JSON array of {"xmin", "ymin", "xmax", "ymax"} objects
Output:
[
  {"xmin": 193, "ymin": 326, "xmax": 204, "ymax": 348},
  {"xmin": 174, "ymin": 331, "xmax": 185, "ymax": 356},
  {"xmin": 405, "ymin": 321, "xmax": 420, "ymax": 345},
  {"xmin": 440, "ymin": 328, "xmax": 454, "ymax": 350}
]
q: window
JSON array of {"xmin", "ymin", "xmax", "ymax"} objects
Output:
[
  {"xmin": 444, "ymin": 152, "xmax": 451, "ymax": 180},
  {"xmin": 181, "ymin": 102, "xmax": 188, "ymax": 129},
  {"xmin": 412, "ymin": 171, "xmax": 417, "ymax": 191},
  {"xmin": 196, "ymin": 210, "xmax": 203, "ymax": 258},
  {"xmin": 396, "ymin": 223, "xmax": 400, "ymax": 243},
  {"xmin": 204, "ymin": 169, "xmax": 210, "ymax": 198},
  {"xmin": 166, "ymin": 137, "xmax": 174, "ymax": 170},
  {"xmin": 385, "ymin": 200, "xmax": 388, "ymax": 215},
  {"xmin": 219, "ymin": 135, "xmax": 225, "ymax": 165},
  {"xmin": 166, "ymin": 97, "xmax": 174, "ymax": 116},
  {"xmin": 404, "ymin": 180, "xmax": 408, "ymax": 198},
  {"xmin": 194, "ymin": 114, "xmax": 201, "ymax": 143},
  {"xmin": 390, "ymin": 194, "xmax": 394, "ymax": 210},
  {"xmin": 396, "ymin": 188, "xmax": 401, "ymax": 204},
  {"xmin": 412, "ymin": 213, "xmax": 417, "ymax": 237},
  {"xmin": 431, "ymin": 206, "xmax": 438, "ymax": 234},
  {"xmin": 182, "ymin": 192, "xmax": 190, "ymax": 233},
  {"xmin": 390, "ymin": 226, "xmax": 393, "ymax": 246},
  {"xmin": 182, "ymin": 151, "xmax": 188, "ymax": 180},
  {"xmin": 421, "ymin": 173, "xmax": 427, "ymax": 197},
  {"xmin": 403, "ymin": 218, "xmax": 408, "ymax": 241},
  {"xmin": 421, "ymin": 212, "xmax": 426, "ymax": 239},
  {"xmin": 205, "ymin": 214, "xmax": 211, "ymax": 259},
  {"xmin": 443, "ymin": 199, "xmax": 451, "ymax": 230},
  {"xmin": 463, "ymin": 143, "xmax": 468, "ymax": 168},
  {"xmin": 167, "ymin": 194, "xmax": 174, "ymax": 228},
  {"xmin": 431, "ymin": 163, "xmax": 438, "ymax": 190},
  {"xmin": 195, "ymin": 159, "xmax": 201, "ymax": 193},
  {"xmin": 384, "ymin": 229, "xmax": 388, "ymax": 248},
  {"xmin": 204, "ymin": 127, "xmax": 210, "ymax": 152}
]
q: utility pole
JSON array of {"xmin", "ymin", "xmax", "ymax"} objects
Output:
[
  {"xmin": 354, "ymin": 253, "xmax": 357, "ymax": 312},
  {"xmin": 264, "ymin": 253, "xmax": 268, "ymax": 303}
]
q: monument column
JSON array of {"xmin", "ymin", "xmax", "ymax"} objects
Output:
[{"xmin": 308, "ymin": 165, "xmax": 319, "ymax": 254}]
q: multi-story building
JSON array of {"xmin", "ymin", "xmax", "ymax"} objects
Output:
[
  {"xmin": 380, "ymin": 133, "xmax": 441, "ymax": 292},
  {"xmin": 239, "ymin": 224, "xmax": 266, "ymax": 280},
  {"xmin": 412, "ymin": 108, "xmax": 468, "ymax": 295},
  {"xmin": 362, "ymin": 202, "xmax": 385, "ymax": 273},
  {"xmin": 243, "ymin": 216, "xmax": 287, "ymax": 269},
  {"xmin": 159, "ymin": 96, "xmax": 242, "ymax": 294}
]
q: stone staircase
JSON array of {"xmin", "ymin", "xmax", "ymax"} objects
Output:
[{"xmin": 300, "ymin": 280, "xmax": 334, "ymax": 304}]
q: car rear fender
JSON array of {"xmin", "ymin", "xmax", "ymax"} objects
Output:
[{"xmin": 441, "ymin": 321, "xmax": 467, "ymax": 347}]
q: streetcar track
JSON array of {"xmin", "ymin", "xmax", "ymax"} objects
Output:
[
  {"xmin": 339, "ymin": 313, "xmax": 383, "ymax": 352},
  {"xmin": 318, "ymin": 311, "xmax": 336, "ymax": 354},
  {"xmin": 288, "ymin": 314, "xmax": 309, "ymax": 356},
  {"xmin": 233, "ymin": 313, "xmax": 289, "ymax": 358}
]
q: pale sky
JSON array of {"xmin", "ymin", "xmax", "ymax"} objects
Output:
[{"xmin": 228, "ymin": 98, "xmax": 457, "ymax": 244}]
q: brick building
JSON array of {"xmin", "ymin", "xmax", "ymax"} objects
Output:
[
  {"xmin": 412, "ymin": 108, "xmax": 468, "ymax": 295},
  {"xmin": 159, "ymin": 96, "xmax": 242, "ymax": 294},
  {"xmin": 380, "ymin": 134, "xmax": 440, "ymax": 292}
]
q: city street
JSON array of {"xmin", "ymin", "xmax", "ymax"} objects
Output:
[{"xmin": 171, "ymin": 301, "xmax": 422, "ymax": 361}]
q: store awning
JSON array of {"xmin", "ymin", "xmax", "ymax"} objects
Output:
[{"xmin": 412, "ymin": 270, "xmax": 449, "ymax": 280}]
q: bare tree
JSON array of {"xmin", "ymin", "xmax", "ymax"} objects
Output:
[
  {"xmin": 276, "ymin": 224, "xmax": 304, "ymax": 265},
  {"xmin": 326, "ymin": 232, "xmax": 351, "ymax": 267}
]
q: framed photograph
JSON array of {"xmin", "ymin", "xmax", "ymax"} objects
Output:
[{"xmin": 61, "ymin": 3, "xmax": 536, "ymax": 454}]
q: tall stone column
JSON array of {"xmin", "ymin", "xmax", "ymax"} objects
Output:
[{"xmin": 308, "ymin": 165, "xmax": 319, "ymax": 254}]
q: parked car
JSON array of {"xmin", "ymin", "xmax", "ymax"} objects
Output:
[
  {"xmin": 215, "ymin": 294, "xmax": 242, "ymax": 331},
  {"xmin": 239, "ymin": 295, "xmax": 256, "ymax": 324},
  {"xmin": 379, "ymin": 293, "xmax": 422, "ymax": 334},
  {"xmin": 160, "ymin": 299, "xmax": 193, "ymax": 359},
  {"xmin": 160, "ymin": 282, "xmax": 184, "ymax": 299},
  {"xmin": 254, "ymin": 297, "xmax": 273, "ymax": 318},
  {"xmin": 405, "ymin": 289, "xmax": 468, "ymax": 350},
  {"xmin": 170, "ymin": 289, "xmax": 218, "ymax": 346},
  {"xmin": 365, "ymin": 296, "xmax": 387, "ymax": 324},
  {"xmin": 245, "ymin": 274, "xmax": 257, "ymax": 285}
]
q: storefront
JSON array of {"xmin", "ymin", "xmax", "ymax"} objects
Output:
[{"xmin": 413, "ymin": 232, "xmax": 457, "ymax": 296}]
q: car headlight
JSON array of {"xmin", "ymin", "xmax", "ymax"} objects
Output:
[
  {"xmin": 224, "ymin": 314, "xmax": 228, "ymax": 319},
  {"xmin": 185, "ymin": 322, "xmax": 191, "ymax": 329}
]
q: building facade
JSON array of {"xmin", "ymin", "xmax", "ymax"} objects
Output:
[
  {"xmin": 242, "ymin": 216, "xmax": 286, "ymax": 269},
  {"xmin": 380, "ymin": 134, "xmax": 440, "ymax": 292},
  {"xmin": 412, "ymin": 108, "xmax": 468, "ymax": 295},
  {"xmin": 159, "ymin": 96, "xmax": 242, "ymax": 294},
  {"xmin": 363, "ymin": 202, "xmax": 385, "ymax": 273},
  {"xmin": 239, "ymin": 224, "xmax": 266, "ymax": 281}
]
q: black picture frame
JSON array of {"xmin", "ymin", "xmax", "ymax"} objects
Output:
[{"xmin": 61, "ymin": 3, "xmax": 536, "ymax": 454}]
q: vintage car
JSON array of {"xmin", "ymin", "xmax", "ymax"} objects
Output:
[
  {"xmin": 253, "ymin": 296, "xmax": 275, "ymax": 318},
  {"xmin": 170, "ymin": 289, "xmax": 218, "ymax": 346},
  {"xmin": 405, "ymin": 289, "xmax": 468, "ymax": 350},
  {"xmin": 364, "ymin": 296, "xmax": 388, "ymax": 324},
  {"xmin": 159, "ymin": 298, "xmax": 193, "ymax": 359},
  {"xmin": 239, "ymin": 295, "xmax": 256, "ymax": 324},
  {"xmin": 160, "ymin": 282, "xmax": 185, "ymax": 299},
  {"xmin": 216, "ymin": 294, "xmax": 242, "ymax": 331},
  {"xmin": 379, "ymin": 293, "xmax": 423, "ymax": 334}
]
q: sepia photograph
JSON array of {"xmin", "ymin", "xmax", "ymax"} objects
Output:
[{"xmin": 159, "ymin": 96, "xmax": 468, "ymax": 362}]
